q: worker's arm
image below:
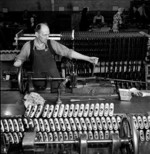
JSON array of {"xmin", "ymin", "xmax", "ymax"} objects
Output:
[
  {"xmin": 102, "ymin": 16, "xmax": 105, "ymax": 23},
  {"xmin": 14, "ymin": 42, "xmax": 31, "ymax": 67},
  {"xmin": 70, "ymin": 50, "xmax": 99, "ymax": 64},
  {"xmin": 93, "ymin": 16, "xmax": 96, "ymax": 24},
  {"xmin": 51, "ymin": 40, "xmax": 99, "ymax": 64}
]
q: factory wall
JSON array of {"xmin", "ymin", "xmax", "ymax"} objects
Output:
[{"xmin": 0, "ymin": 0, "xmax": 131, "ymax": 12}]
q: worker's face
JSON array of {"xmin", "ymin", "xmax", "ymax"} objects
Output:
[
  {"xmin": 30, "ymin": 17, "xmax": 34, "ymax": 22},
  {"xmin": 97, "ymin": 11, "xmax": 101, "ymax": 16},
  {"xmin": 118, "ymin": 11, "xmax": 122, "ymax": 15},
  {"xmin": 37, "ymin": 25, "xmax": 50, "ymax": 44}
]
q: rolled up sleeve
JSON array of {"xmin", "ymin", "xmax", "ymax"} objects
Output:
[
  {"xmin": 50, "ymin": 40, "xmax": 73, "ymax": 59},
  {"xmin": 15, "ymin": 41, "xmax": 30, "ymax": 62}
]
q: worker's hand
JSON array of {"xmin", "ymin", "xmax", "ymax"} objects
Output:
[
  {"xmin": 129, "ymin": 88, "xmax": 143, "ymax": 97},
  {"xmin": 113, "ymin": 29, "xmax": 119, "ymax": 33},
  {"xmin": 14, "ymin": 60, "xmax": 22, "ymax": 67},
  {"xmin": 89, "ymin": 57, "xmax": 99, "ymax": 65}
]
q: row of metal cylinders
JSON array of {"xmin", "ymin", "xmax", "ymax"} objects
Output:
[
  {"xmin": 24, "ymin": 103, "xmax": 115, "ymax": 119},
  {"xmin": 35, "ymin": 130, "xmax": 119, "ymax": 142}
]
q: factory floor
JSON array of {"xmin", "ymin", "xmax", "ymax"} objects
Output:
[{"xmin": 1, "ymin": 90, "xmax": 150, "ymax": 154}]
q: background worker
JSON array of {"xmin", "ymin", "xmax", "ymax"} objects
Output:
[
  {"xmin": 112, "ymin": 8, "xmax": 124, "ymax": 32},
  {"xmin": 93, "ymin": 10, "xmax": 105, "ymax": 28}
]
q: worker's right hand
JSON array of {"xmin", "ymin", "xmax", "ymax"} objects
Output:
[
  {"xmin": 89, "ymin": 57, "xmax": 99, "ymax": 65},
  {"xmin": 14, "ymin": 60, "xmax": 22, "ymax": 67}
]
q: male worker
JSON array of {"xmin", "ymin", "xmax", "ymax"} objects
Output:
[
  {"xmin": 93, "ymin": 10, "xmax": 105, "ymax": 28},
  {"xmin": 14, "ymin": 23, "xmax": 99, "ymax": 92}
]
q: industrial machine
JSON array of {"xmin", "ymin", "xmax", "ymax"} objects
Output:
[
  {"xmin": 1, "ymin": 30, "xmax": 150, "ymax": 92},
  {"xmin": 2, "ymin": 102, "xmax": 150, "ymax": 154},
  {"xmin": 1, "ymin": 31, "xmax": 150, "ymax": 154}
]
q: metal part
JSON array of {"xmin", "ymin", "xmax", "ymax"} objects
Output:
[
  {"xmin": 17, "ymin": 62, "xmax": 149, "ymax": 94},
  {"xmin": 21, "ymin": 113, "xmax": 141, "ymax": 154},
  {"xmin": 120, "ymin": 115, "xmax": 138, "ymax": 154},
  {"xmin": 1, "ymin": 103, "xmax": 143, "ymax": 154},
  {"xmin": 22, "ymin": 132, "xmax": 36, "ymax": 154},
  {"xmin": 22, "ymin": 131, "xmax": 133, "ymax": 154},
  {"xmin": 18, "ymin": 66, "xmax": 28, "ymax": 94},
  {"xmin": 56, "ymin": 89, "xmax": 62, "ymax": 104},
  {"xmin": 17, "ymin": 66, "xmax": 66, "ymax": 93},
  {"xmin": 112, "ymin": 133, "xmax": 121, "ymax": 154},
  {"xmin": 79, "ymin": 134, "xmax": 87, "ymax": 154}
]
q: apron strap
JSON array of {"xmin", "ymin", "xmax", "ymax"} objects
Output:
[
  {"xmin": 29, "ymin": 40, "xmax": 34, "ymax": 64},
  {"xmin": 47, "ymin": 40, "xmax": 56, "ymax": 59}
]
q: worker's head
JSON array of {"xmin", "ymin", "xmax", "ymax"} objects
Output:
[
  {"xmin": 35, "ymin": 23, "xmax": 50, "ymax": 44},
  {"xmin": 97, "ymin": 10, "xmax": 101, "ymax": 16},
  {"xmin": 142, "ymin": 3, "xmax": 145, "ymax": 7},
  {"xmin": 118, "ymin": 8, "xmax": 124, "ymax": 14},
  {"xmin": 82, "ymin": 7, "xmax": 88, "ymax": 15},
  {"xmin": 30, "ymin": 16, "xmax": 35, "ymax": 23}
]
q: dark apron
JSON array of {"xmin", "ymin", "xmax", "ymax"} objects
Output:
[{"xmin": 30, "ymin": 40, "xmax": 60, "ymax": 92}]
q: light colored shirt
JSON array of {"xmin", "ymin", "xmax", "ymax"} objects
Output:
[
  {"xmin": 112, "ymin": 12, "xmax": 122, "ymax": 32},
  {"xmin": 15, "ymin": 39, "xmax": 73, "ymax": 62},
  {"xmin": 93, "ymin": 15, "xmax": 104, "ymax": 24},
  {"xmin": 138, "ymin": 6, "xmax": 147, "ymax": 17}
]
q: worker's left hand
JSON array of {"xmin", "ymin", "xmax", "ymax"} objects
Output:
[{"xmin": 89, "ymin": 57, "xmax": 99, "ymax": 65}]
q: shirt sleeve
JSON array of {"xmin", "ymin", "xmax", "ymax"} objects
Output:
[
  {"xmin": 15, "ymin": 41, "xmax": 31, "ymax": 62},
  {"xmin": 102, "ymin": 16, "xmax": 104, "ymax": 23},
  {"xmin": 93, "ymin": 16, "xmax": 96, "ymax": 23},
  {"xmin": 50, "ymin": 40, "xmax": 73, "ymax": 59}
]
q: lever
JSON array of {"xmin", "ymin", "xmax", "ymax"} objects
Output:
[
  {"xmin": 92, "ymin": 63, "xmax": 95, "ymax": 77},
  {"xmin": 56, "ymin": 88, "xmax": 62, "ymax": 104}
]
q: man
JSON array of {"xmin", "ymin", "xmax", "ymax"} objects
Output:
[
  {"xmin": 26, "ymin": 16, "xmax": 37, "ymax": 34},
  {"xmin": 14, "ymin": 23, "xmax": 99, "ymax": 92},
  {"xmin": 138, "ymin": 3, "xmax": 148, "ymax": 28},
  {"xmin": 93, "ymin": 11, "xmax": 105, "ymax": 28},
  {"xmin": 79, "ymin": 7, "xmax": 89, "ymax": 31}
]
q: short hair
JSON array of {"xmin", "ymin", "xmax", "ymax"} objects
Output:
[
  {"xmin": 34, "ymin": 23, "xmax": 49, "ymax": 32},
  {"xmin": 118, "ymin": 8, "xmax": 124, "ymax": 13}
]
